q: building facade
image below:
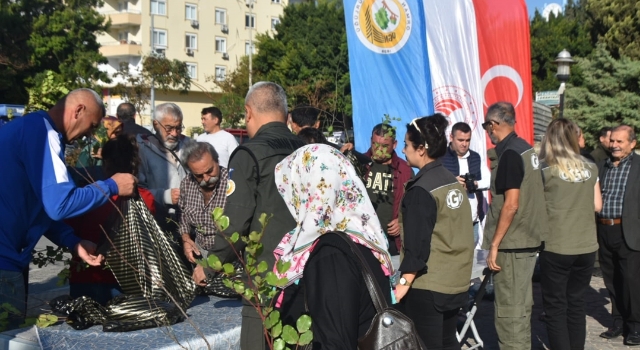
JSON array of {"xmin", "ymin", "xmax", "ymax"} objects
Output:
[{"xmin": 96, "ymin": 0, "xmax": 284, "ymax": 129}]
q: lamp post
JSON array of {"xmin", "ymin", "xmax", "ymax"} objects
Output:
[{"xmin": 554, "ymin": 49, "xmax": 574, "ymax": 119}]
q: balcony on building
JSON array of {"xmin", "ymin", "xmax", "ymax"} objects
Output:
[
  {"xmin": 100, "ymin": 40, "xmax": 142, "ymax": 57},
  {"xmin": 104, "ymin": 10, "xmax": 142, "ymax": 28}
]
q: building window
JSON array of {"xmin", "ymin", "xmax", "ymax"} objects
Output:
[
  {"xmin": 185, "ymin": 4, "xmax": 197, "ymax": 20},
  {"xmin": 118, "ymin": 1, "xmax": 129, "ymax": 12},
  {"xmin": 187, "ymin": 63, "xmax": 197, "ymax": 79},
  {"xmin": 151, "ymin": 0, "xmax": 166, "ymax": 15},
  {"xmin": 215, "ymin": 66, "xmax": 226, "ymax": 81},
  {"xmin": 271, "ymin": 18, "xmax": 281, "ymax": 31},
  {"xmin": 153, "ymin": 29, "xmax": 167, "ymax": 47},
  {"xmin": 215, "ymin": 8, "xmax": 226, "ymax": 24},
  {"xmin": 245, "ymin": 13, "xmax": 255, "ymax": 28},
  {"xmin": 272, "ymin": 0, "xmax": 280, "ymax": 3},
  {"xmin": 185, "ymin": 33, "xmax": 197, "ymax": 49},
  {"xmin": 245, "ymin": 41, "xmax": 256, "ymax": 55},
  {"xmin": 215, "ymin": 37, "xmax": 227, "ymax": 53}
]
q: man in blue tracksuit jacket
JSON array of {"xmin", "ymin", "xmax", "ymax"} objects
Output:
[{"xmin": 0, "ymin": 89, "xmax": 137, "ymax": 328}]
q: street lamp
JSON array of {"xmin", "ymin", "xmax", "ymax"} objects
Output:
[{"xmin": 554, "ymin": 49, "xmax": 575, "ymax": 119}]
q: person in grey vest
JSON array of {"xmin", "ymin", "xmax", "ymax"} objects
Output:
[
  {"xmin": 539, "ymin": 119, "xmax": 602, "ymax": 349},
  {"xmin": 596, "ymin": 125, "xmax": 640, "ymax": 344},
  {"xmin": 482, "ymin": 102, "xmax": 549, "ymax": 350},
  {"xmin": 222, "ymin": 82, "xmax": 305, "ymax": 350},
  {"xmin": 395, "ymin": 114, "xmax": 474, "ymax": 348}
]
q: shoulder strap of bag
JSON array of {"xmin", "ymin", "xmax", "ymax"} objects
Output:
[
  {"xmin": 330, "ymin": 231, "xmax": 387, "ymax": 314},
  {"xmin": 229, "ymin": 145, "xmax": 261, "ymax": 186}
]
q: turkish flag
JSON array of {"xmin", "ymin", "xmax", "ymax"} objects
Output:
[{"xmin": 473, "ymin": 0, "xmax": 534, "ymax": 147}]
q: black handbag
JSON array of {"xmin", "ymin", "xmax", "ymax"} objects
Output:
[{"xmin": 331, "ymin": 231, "xmax": 426, "ymax": 350}]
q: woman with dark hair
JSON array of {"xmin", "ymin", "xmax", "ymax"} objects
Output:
[
  {"xmin": 65, "ymin": 134, "xmax": 155, "ymax": 305},
  {"xmin": 395, "ymin": 114, "xmax": 474, "ymax": 349},
  {"xmin": 539, "ymin": 118, "xmax": 601, "ymax": 349}
]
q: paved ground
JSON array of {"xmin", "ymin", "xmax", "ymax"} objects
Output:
[
  {"xmin": 23, "ymin": 238, "xmax": 637, "ymax": 349},
  {"xmin": 461, "ymin": 275, "xmax": 636, "ymax": 349}
]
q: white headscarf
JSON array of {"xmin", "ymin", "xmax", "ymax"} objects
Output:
[{"xmin": 273, "ymin": 144, "xmax": 393, "ymax": 287}]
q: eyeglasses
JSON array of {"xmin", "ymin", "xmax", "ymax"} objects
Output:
[
  {"xmin": 482, "ymin": 120, "xmax": 499, "ymax": 130},
  {"xmin": 158, "ymin": 123, "xmax": 184, "ymax": 134}
]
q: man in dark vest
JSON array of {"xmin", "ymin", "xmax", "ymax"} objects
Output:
[
  {"xmin": 223, "ymin": 82, "xmax": 305, "ymax": 350},
  {"xmin": 596, "ymin": 125, "xmax": 640, "ymax": 345},
  {"xmin": 482, "ymin": 102, "xmax": 549, "ymax": 350},
  {"xmin": 441, "ymin": 122, "xmax": 489, "ymax": 248},
  {"xmin": 116, "ymin": 102, "xmax": 152, "ymax": 137}
]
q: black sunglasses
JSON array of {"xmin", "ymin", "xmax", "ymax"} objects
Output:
[{"xmin": 482, "ymin": 120, "xmax": 500, "ymax": 130}]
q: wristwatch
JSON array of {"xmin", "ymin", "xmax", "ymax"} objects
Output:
[{"xmin": 398, "ymin": 277, "xmax": 411, "ymax": 287}]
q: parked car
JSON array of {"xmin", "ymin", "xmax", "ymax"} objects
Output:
[{"xmin": 225, "ymin": 128, "xmax": 249, "ymax": 144}]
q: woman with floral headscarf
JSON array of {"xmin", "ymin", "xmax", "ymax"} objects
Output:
[{"xmin": 273, "ymin": 144, "xmax": 394, "ymax": 349}]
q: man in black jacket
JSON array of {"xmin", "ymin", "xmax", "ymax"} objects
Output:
[
  {"xmin": 223, "ymin": 82, "xmax": 305, "ymax": 350},
  {"xmin": 117, "ymin": 102, "xmax": 152, "ymax": 137},
  {"xmin": 596, "ymin": 125, "xmax": 640, "ymax": 345}
]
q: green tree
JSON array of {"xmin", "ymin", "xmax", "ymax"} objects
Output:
[
  {"xmin": 111, "ymin": 56, "xmax": 191, "ymax": 115},
  {"xmin": 0, "ymin": 0, "xmax": 109, "ymax": 103},
  {"xmin": 253, "ymin": 0, "xmax": 351, "ymax": 122},
  {"xmin": 530, "ymin": 6, "xmax": 593, "ymax": 93},
  {"xmin": 584, "ymin": 0, "xmax": 640, "ymax": 60},
  {"xmin": 564, "ymin": 44, "xmax": 640, "ymax": 147}
]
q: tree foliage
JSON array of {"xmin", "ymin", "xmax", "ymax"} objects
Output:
[
  {"xmin": 110, "ymin": 56, "xmax": 191, "ymax": 115},
  {"xmin": 584, "ymin": 0, "xmax": 640, "ymax": 60},
  {"xmin": 564, "ymin": 44, "xmax": 640, "ymax": 147},
  {"xmin": 252, "ymin": 0, "xmax": 351, "ymax": 123},
  {"xmin": 0, "ymin": 0, "xmax": 110, "ymax": 103},
  {"xmin": 530, "ymin": 2, "xmax": 593, "ymax": 92},
  {"xmin": 205, "ymin": 55, "xmax": 251, "ymax": 128}
]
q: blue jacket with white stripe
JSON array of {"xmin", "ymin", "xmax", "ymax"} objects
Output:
[{"xmin": 0, "ymin": 111, "xmax": 118, "ymax": 272}]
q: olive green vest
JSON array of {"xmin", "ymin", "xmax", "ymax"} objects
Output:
[
  {"xmin": 401, "ymin": 162, "xmax": 474, "ymax": 295},
  {"xmin": 483, "ymin": 135, "xmax": 548, "ymax": 250},
  {"xmin": 541, "ymin": 161, "xmax": 599, "ymax": 255}
]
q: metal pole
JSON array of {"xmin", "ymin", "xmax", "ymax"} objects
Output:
[
  {"xmin": 248, "ymin": 0, "xmax": 253, "ymax": 87},
  {"xmin": 150, "ymin": 14, "xmax": 155, "ymax": 120},
  {"xmin": 557, "ymin": 82, "xmax": 566, "ymax": 119}
]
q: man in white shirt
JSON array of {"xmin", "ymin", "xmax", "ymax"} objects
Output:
[
  {"xmin": 196, "ymin": 107, "xmax": 238, "ymax": 167},
  {"xmin": 441, "ymin": 122, "xmax": 490, "ymax": 249}
]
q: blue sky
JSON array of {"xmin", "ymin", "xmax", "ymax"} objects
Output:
[{"xmin": 526, "ymin": 0, "xmax": 564, "ymax": 16}]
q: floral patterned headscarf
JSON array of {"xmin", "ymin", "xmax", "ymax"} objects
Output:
[{"xmin": 273, "ymin": 144, "xmax": 393, "ymax": 287}]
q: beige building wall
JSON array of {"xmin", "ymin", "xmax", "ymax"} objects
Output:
[{"xmin": 96, "ymin": 0, "xmax": 285, "ymax": 127}]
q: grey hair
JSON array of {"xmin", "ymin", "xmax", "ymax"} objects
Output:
[
  {"xmin": 67, "ymin": 88, "xmax": 106, "ymax": 116},
  {"xmin": 486, "ymin": 101, "xmax": 516, "ymax": 126},
  {"xmin": 181, "ymin": 141, "xmax": 220, "ymax": 169},
  {"xmin": 154, "ymin": 102, "xmax": 183, "ymax": 122},
  {"xmin": 245, "ymin": 81, "xmax": 288, "ymax": 118},
  {"xmin": 612, "ymin": 125, "xmax": 637, "ymax": 142}
]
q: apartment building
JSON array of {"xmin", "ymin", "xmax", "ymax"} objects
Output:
[{"xmin": 96, "ymin": 0, "xmax": 285, "ymax": 129}]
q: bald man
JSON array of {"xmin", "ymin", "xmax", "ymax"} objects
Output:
[
  {"xmin": 222, "ymin": 82, "xmax": 305, "ymax": 350},
  {"xmin": 0, "ymin": 89, "xmax": 136, "ymax": 329}
]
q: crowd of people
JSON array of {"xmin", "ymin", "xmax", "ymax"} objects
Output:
[{"xmin": 0, "ymin": 82, "xmax": 638, "ymax": 349}]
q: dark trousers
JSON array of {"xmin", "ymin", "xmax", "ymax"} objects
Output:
[
  {"xmin": 400, "ymin": 288, "xmax": 460, "ymax": 350},
  {"xmin": 598, "ymin": 223, "xmax": 640, "ymax": 333},
  {"xmin": 540, "ymin": 250, "xmax": 595, "ymax": 350}
]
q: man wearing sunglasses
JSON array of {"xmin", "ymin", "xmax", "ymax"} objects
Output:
[
  {"xmin": 138, "ymin": 102, "xmax": 191, "ymax": 235},
  {"xmin": 482, "ymin": 102, "xmax": 548, "ymax": 350}
]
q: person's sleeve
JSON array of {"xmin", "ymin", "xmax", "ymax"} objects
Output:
[
  {"xmin": 139, "ymin": 188, "xmax": 157, "ymax": 215},
  {"xmin": 136, "ymin": 146, "xmax": 172, "ymax": 205},
  {"xmin": 495, "ymin": 150, "xmax": 524, "ymax": 194},
  {"xmin": 178, "ymin": 180, "xmax": 191, "ymax": 235},
  {"xmin": 228, "ymin": 133, "xmax": 239, "ymax": 153},
  {"xmin": 44, "ymin": 220, "xmax": 81, "ymax": 251},
  {"xmin": 478, "ymin": 160, "xmax": 491, "ymax": 190},
  {"xmin": 223, "ymin": 149, "xmax": 257, "ymax": 237},
  {"xmin": 399, "ymin": 187, "xmax": 437, "ymax": 273},
  {"xmin": 26, "ymin": 130, "xmax": 118, "ymax": 221},
  {"xmin": 305, "ymin": 245, "xmax": 362, "ymax": 349}
]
